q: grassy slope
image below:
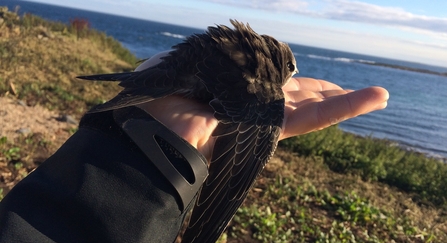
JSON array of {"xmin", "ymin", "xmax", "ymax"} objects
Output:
[
  {"xmin": 0, "ymin": 7, "xmax": 136, "ymax": 116},
  {"xmin": 1, "ymin": 7, "xmax": 446, "ymax": 242}
]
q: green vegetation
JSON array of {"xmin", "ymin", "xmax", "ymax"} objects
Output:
[
  {"xmin": 3, "ymin": 8, "xmax": 137, "ymax": 65},
  {"xmin": 280, "ymin": 125, "xmax": 447, "ymax": 207},
  {"xmin": 1, "ymin": 6, "xmax": 446, "ymax": 242},
  {"xmin": 0, "ymin": 6, "xmax": 137, "ymax": 116},
  {"xmin": 231, "ymin": 176, "xmax": 436, "ymax": 242}
]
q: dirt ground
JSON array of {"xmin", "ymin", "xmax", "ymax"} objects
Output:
[
  {"xmin": 0, "ymin": 96, "xmax": 77, "ymax": 143},
  {"xmin": 0, "ymin": 96, "xmax": 78, "ymax": 193}
]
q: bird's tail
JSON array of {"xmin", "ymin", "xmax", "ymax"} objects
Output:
[
  {"xmin": 78, "ymin": 72, "xmax": 178, "ymax": 113},
  {"xmin": 77, "ymin": 72, "xmax": 135, "ymax": 82}
]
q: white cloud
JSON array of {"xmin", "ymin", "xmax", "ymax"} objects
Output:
[
  {"xmin": 244, "ymin": 19, "xmax": 447, "ymax": 67},
  {"xmin": 206, "ymin": 0, "xmax": 310, "ymax": 13},
  {"xmin": 323, "ymin": 0, "xmax": 447, "ymax": 33},
  {"xmin": 204, "ymin": 0, "xmax": 447, "ymax": 34}
]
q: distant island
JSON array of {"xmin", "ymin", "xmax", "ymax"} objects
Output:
[{"xmin": 354, "ymin": 60, "xmax": 447, "ymax": 77}]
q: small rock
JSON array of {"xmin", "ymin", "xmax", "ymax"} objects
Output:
[
  {"xmin": 40, "ymin": 29, "xmax": 54, "ymax": 39},
  {"xmin": 56, "ymin": 114, "xmax": 78, "ymax": 125},
  {"xmin": 16, "ymin": 100, "xmax": 27, "ymax": 107},
  {"xmin": 34, "ymin": 26, "xmax": 54, "ymax": 39},
  {"xmin": 16, "ymin": 128, "xmax": 32, "ymax": 135}
]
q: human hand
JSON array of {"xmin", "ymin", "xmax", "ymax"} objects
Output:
[
  {"xmin": 280, "ymin": 77, "xmax": 388, "ymax": 140},
  {"xmin": 136, "ymin": 53, "xmax": 389, "ymax": 159}
]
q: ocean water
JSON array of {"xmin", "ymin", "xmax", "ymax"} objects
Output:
[{"xmin": 3, "ymin": 0, "xmax": 447, "ymax": 159}]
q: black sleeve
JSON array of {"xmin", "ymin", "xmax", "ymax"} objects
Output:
[{"xmin": 0, "ymin": 107, "xmax": 207, "ymax": 243}]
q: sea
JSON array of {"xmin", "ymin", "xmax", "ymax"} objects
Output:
[{"xmin": 3, "ymin": 0, "xmax": 447, "ymax": 159}]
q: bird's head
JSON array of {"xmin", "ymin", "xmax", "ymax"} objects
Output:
[
  {"xmin": 266, "ymin": 39, "xmax": 298, "ymax": 86},
  {"xmin": 209, "ymin": 19, "xmax": 298, "ymax": 83},
  {"xmin": 207, "ymin": 20, "xmax": 298, "ymax": 102}
]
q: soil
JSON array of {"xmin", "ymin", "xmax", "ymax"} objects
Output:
[
  {"xmin": 0, "ymin": 96, "xmax": 77, "ymax": 143},
  {"xmin": 0, "ymin": 96, "xmax": 78, "ymax": 193}
]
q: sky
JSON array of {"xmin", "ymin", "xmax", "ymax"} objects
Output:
[{"xmin": 25, "ymin": 0, "xmax": 447, "ymax": 68}]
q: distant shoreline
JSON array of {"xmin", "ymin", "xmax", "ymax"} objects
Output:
[{"xmin": 355, "ymin": 60, "xmax": 447, "ymax": 77}]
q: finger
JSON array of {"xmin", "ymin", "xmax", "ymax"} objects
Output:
[
  {"xmin": 280, "ymin": 86, "xmax": 389, "ymax": 140},
  {"xmin": 283, "ymin": 77, "xmax": 343, "ymax": 93},
  {"xmin": 285, "ymin": 89, "xmax": 353, "ymax": 106}
]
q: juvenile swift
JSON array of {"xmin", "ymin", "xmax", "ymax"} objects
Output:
[{"xmin": 78, "ymin": 19, "xmax": 298, "ymax": 242}]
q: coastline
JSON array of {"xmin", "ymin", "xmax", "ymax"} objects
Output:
[
  {"xmin": 356, "ymin": 60, "xmax": 447, "ymax": 77},
  {"xmin": 340, "ymin": 128, "xmax": 447, "ymax": 162}
]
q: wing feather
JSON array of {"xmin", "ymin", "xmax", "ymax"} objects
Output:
[{"xmin": 181, "ymin": 98, "xmax": 284, "ymax": 243}]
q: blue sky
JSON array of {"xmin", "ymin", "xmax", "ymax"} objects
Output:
[{"xmin": 26, "ymin": 0, "xmax": 447, "ymax": 67}]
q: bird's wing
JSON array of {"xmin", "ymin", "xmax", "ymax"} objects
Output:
[
  {"xmin": 181, "ymin": 97, "xmax": 284, "ymax": 242},
  {"xmin": 78, "ymin": 47, "xmax": 203, "ymax": 112},
  {"xmin": 77, "ymin": 65, "xmax": 184, "ymax": 113},
  {"xmin": 177, "ymin": 48, "xmax": 284, "ymax": 242}
]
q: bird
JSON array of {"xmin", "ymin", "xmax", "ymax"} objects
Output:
[{"xmin": 77, "ymin": 19, "xmax": 298, "ymax": 242}]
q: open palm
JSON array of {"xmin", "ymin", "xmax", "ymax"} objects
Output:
[{"xmin": 138, "ymin": 76, "xmax": 389, "ymax": 159}]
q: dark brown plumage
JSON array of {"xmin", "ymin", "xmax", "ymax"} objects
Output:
[{"xmin": 78, "ymin": 19, "xmax": 297, "ymax": 242}]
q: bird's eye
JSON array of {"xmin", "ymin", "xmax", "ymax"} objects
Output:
[{"xmin": 287, "ymin": 62, "xmax": 295, "ymax": 72}]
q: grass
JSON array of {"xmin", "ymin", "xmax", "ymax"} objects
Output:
[
  {"xmin": 1, "ymin": 6, "xmax": 446, "ymax": 242},
  {"xmin": 224, "ymin": 150, "xmax": 446, "ymax": 242},
  {"xmin": 279, "ymin": 125, "xmax": 447, "ymax": 207},
  {"xmin": 0, "ymin": 6, "xmax": 137, "ymax": 116}
]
